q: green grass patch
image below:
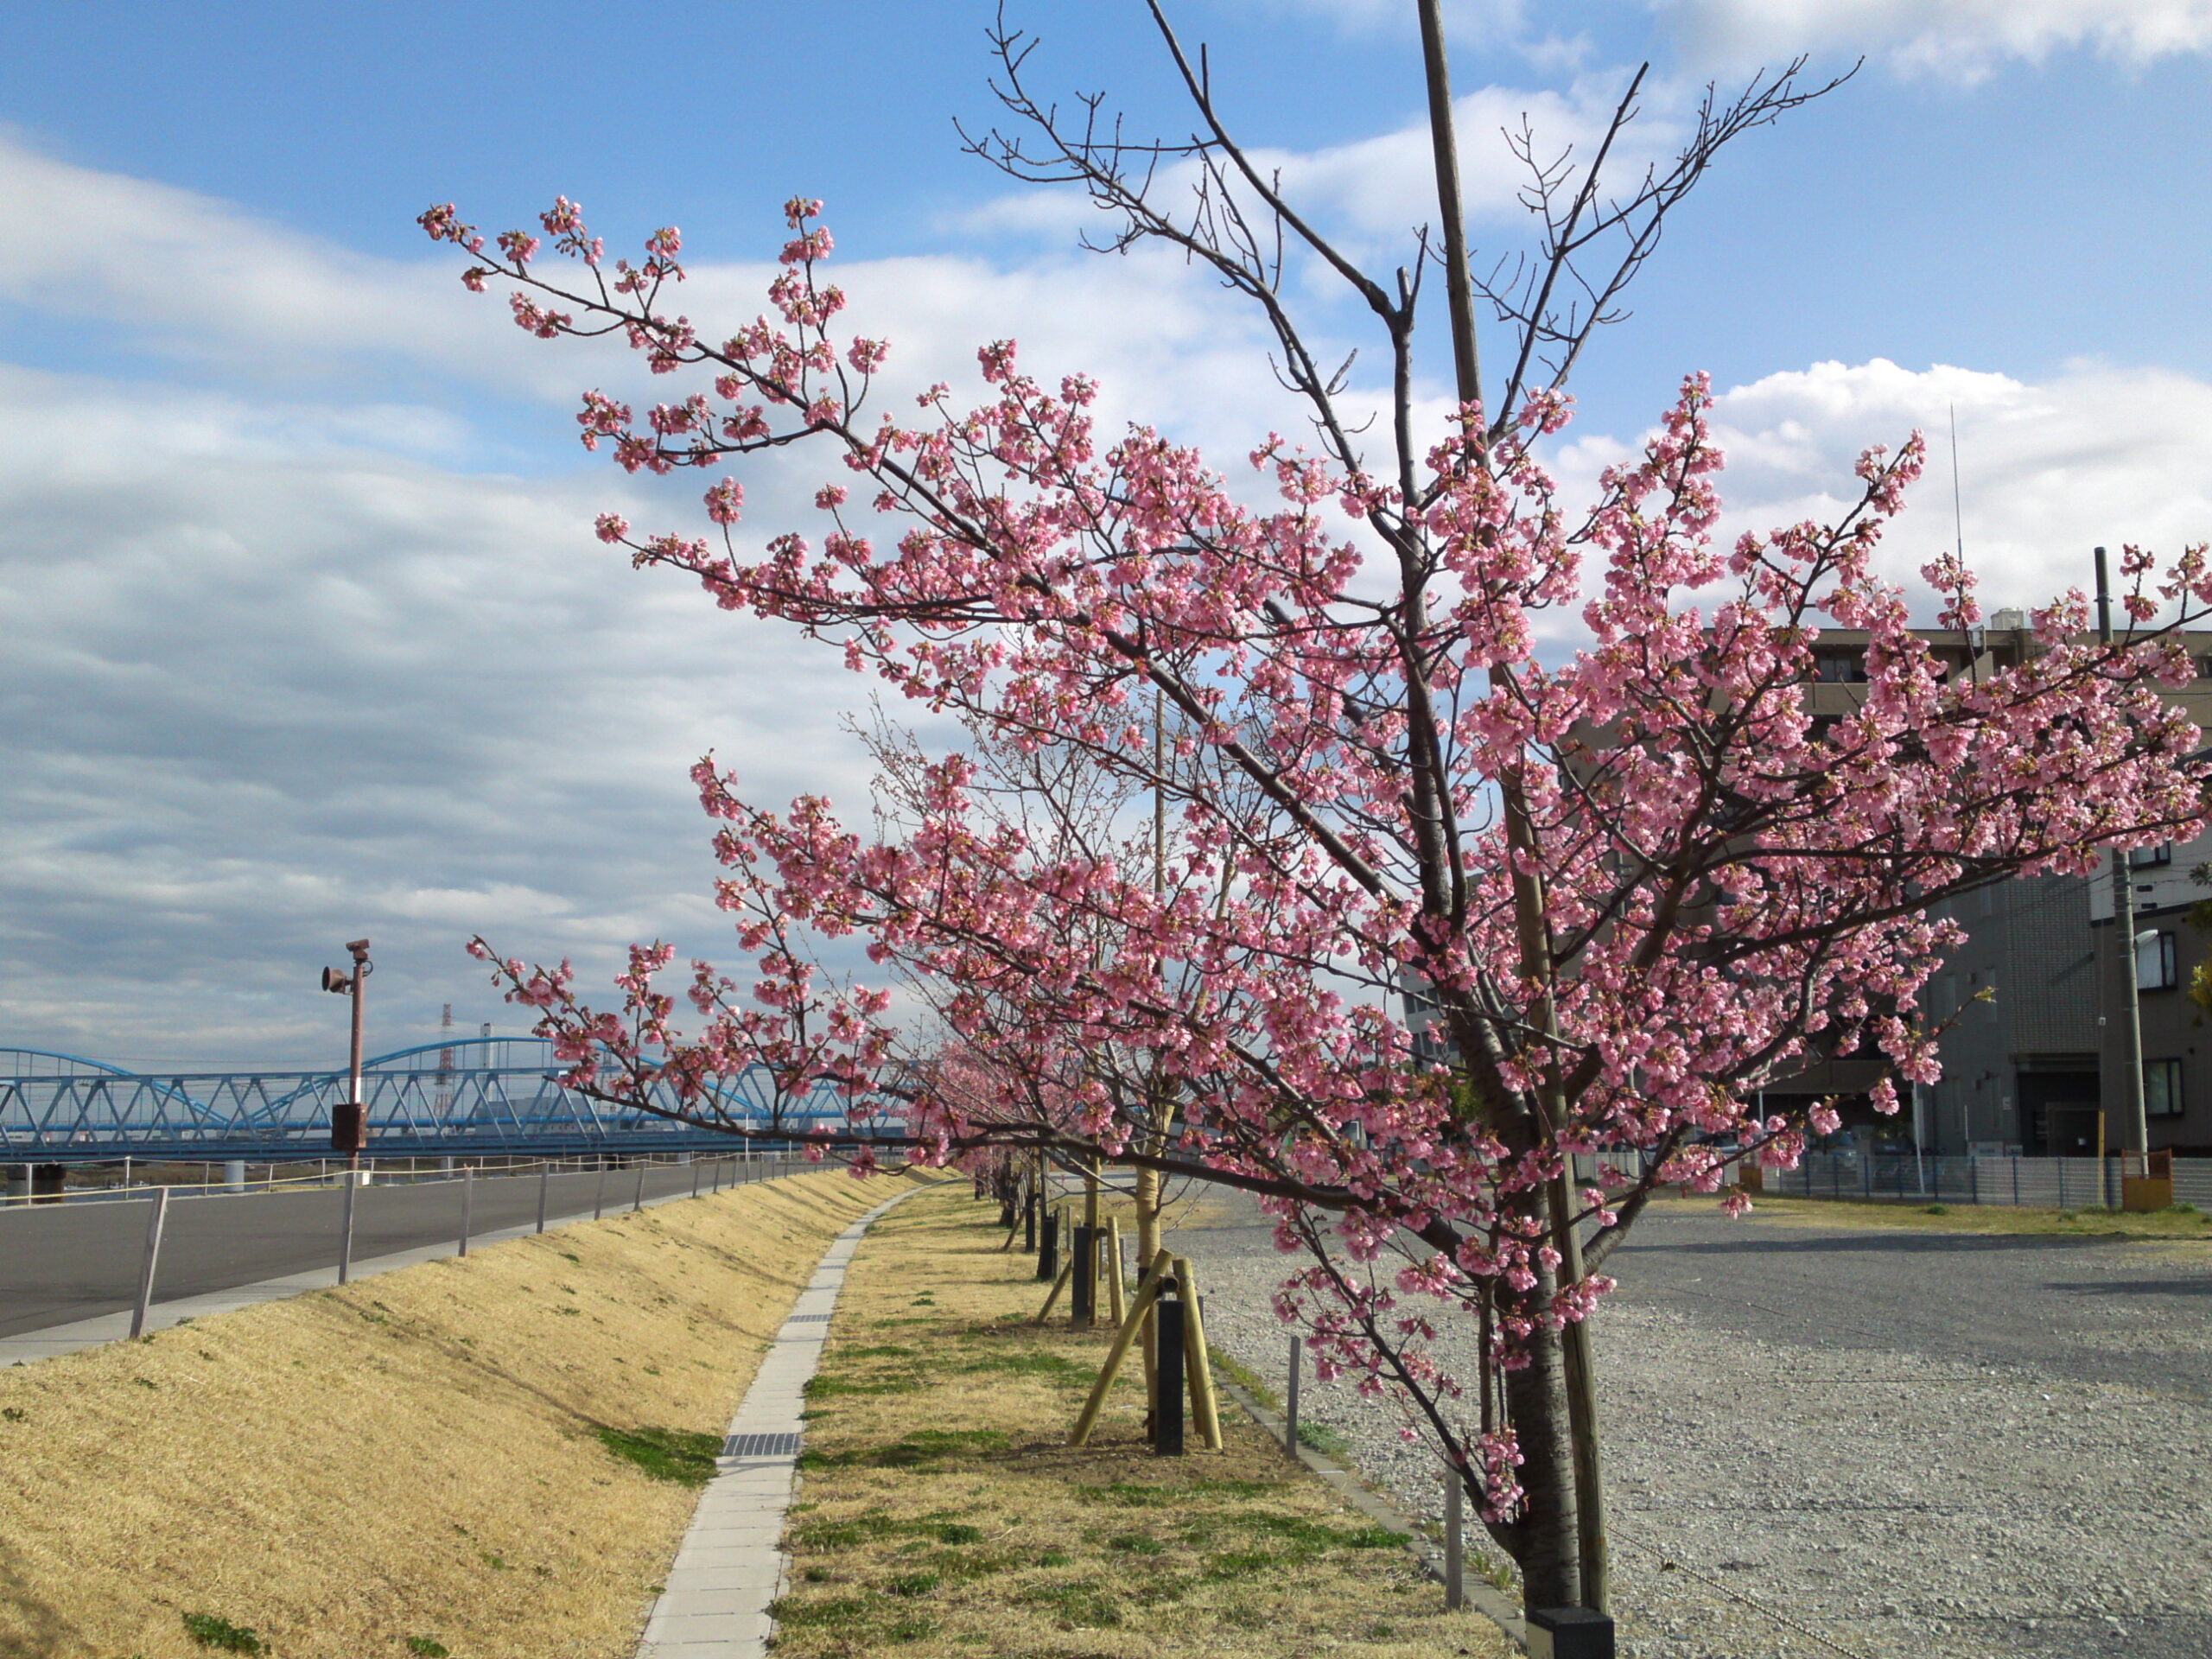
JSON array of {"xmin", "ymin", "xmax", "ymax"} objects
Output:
[
  {"xmin": 805, "ymin": 1371, "xmax": 923, "ymax": 1398},
  {"xmin": 1208, "ymin": 1344, "xmax": 1281, "ymax": 1409},
  {"xmin": 595, "ymin": 1425, "xmax": 721, "ymax": 1486},
  {"xmin": 957, "ymin": 1350, "xmax": 1085, "ymax": 1379},
  {"xmin": 1296, "ymin": 1421, "xmax": 1353, "ymax": 1458},
  {"xmin": 798, "ymin": 1428, "xmax": 1007, "ymax": 1471},
  {"xmin": 1016, "ymin": 1579, "xmax": 1123, "ymax": 1628},
  {"xmin": 181, "ymin": 1611, "xmax": 266, "ymax": 1654},
  {"xmin": 405, "ymin": 1639, "xmax": 451, "ymax": 1658}
]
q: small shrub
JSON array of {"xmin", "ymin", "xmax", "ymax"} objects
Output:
[
  {"xmin": 1922, "ymin": 1204, "xmax": 1949, "ymax": 1216},
  {"xmin": 181, "ymin": 1611, "xmax": 265, "ymax": 1654},
  {"xmin": 405, "ymin": 1639, "xmax": 450, "ymax": 1657}
]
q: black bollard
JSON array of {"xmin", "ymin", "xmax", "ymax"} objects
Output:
[
  {"xmin": 1071, "ymin": 1225, "xmax": 1095, "ymax": 1326},
  {"xmin": 1153, "ymin": 1297, "xmax": 1185, "ymax": 1455},
  {"xmin": 1038, "ymin": 1210, "xmax": 1059, "ymax": 1283},
  {"xmin": 1023, "ymin": 1191, "xmax": 1037, "ymax": 1252},
  {"xmin": 1526, "ymin": 1607, "xmax": 1615, "ymax": 1658}
]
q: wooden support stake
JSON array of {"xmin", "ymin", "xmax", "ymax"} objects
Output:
[
  {"xmin": 1071, "ymin": 1249, "xmax": 1177, "ymax": 1446},
  {"xmin": 1173, "ymin": 1255, "xmax": 1224, "ymax": 1450},
  {"xmin": 1036, "ymin": 1255, "xmax": 1075, "ymax": 1323},
  {"xmin": 1106, "ymin": 1217, "xmax": 1127, "ymax": 1327}
]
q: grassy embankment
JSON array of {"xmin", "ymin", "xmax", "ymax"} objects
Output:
[
  {"xmin": 0, "ymin": 1166, "xmax": 920, "ymax": 1659},
  {"xmin": 766, "ymin": 1183, "xmax": 1510, "ymax": 1659}
]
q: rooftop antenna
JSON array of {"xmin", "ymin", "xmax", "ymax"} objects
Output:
[{"xmin": 1948, "ymin": 403, "xmax": 1966, "ymax": 570}]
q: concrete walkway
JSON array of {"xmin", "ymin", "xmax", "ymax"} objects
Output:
[
  {"xmin": 636, "ymin": 1189, "xmax": 911, "ymax": 1659},
  {"xmin": 0, "ymin": 1167, "xmax": 788, "ymax": 1368}
]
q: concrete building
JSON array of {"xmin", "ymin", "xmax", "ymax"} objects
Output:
[{"xmin": 1779, "ymin": 619, "xmax": 2212, "ymax": 1154}]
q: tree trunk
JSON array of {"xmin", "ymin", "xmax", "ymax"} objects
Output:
[
  {"xmin": 1498, "ymin": 1294, "xmax": 1583, "ymax": 1611},
  {"xmin": 1134, "ymin": 1158, "xmax": 1163, "ymax": 1401}
]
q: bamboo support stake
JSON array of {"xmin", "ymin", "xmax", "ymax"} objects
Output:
[
  {"xmin": 1071, "ymin": 1250, "xmax": 1177, "ymax": 1445},
  {"xmin": 1172, "ymin": 1255, "xmax": 1224, "ymax": 1450},
  {"xmin": 1106, "ymin": 1217, "xmax": 1127, "ymax": 1327}
]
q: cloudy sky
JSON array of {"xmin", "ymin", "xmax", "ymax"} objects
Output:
[{"xmin": 2, "ymin": 0, "xmax": 2209, "ymax": 1069}]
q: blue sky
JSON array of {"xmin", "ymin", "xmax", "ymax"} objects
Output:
[{"xmin": 3, "ymin": 0, "xmax": 2209, "ymax": 1067}]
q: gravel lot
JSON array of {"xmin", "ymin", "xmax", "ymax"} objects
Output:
[{"xmin": 1169, "ymin": 1197, "xmax": 2212, "ymax": 1659}]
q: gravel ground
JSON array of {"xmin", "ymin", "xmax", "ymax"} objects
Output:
[{"xmin": 1168, "ymin": 1198, "xmax": 2212, "ymax": 1659}]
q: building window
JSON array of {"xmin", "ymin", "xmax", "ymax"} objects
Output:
[
  {"xmin": 2136, "ymin": 931, "xmax": 2177, "ymax": 991},
  {"xmin": 2145, "ymin": 1058, "xmax": 2184, "ymax": 1119},
  {"xmin": 2128, "ymin": 842, "xmax": 2172, "ymax": 868},
  {"xmin": 1812, "ymin": 649, "xmax": 1866, "ymax": 683}
]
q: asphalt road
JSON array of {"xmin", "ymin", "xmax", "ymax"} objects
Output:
[{"xmin": 0, "ymin": 1160, "xmax": 798, "ymax": 1338}]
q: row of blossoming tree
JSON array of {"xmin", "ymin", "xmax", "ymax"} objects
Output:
[{"xmin": 425, "ymin": 3, "xmax": 2209, "ymax": 1614}]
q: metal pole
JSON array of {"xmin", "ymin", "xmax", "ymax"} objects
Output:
[
  {"xmin": 2095, "ymin": 545, "xmax": 2152, "ymax": 1176},
  {"xmin": 1444, "ymin": 1468, "xmax": 1465, "ymax": 1611},
  {"xmin": 691, "ymin": 1157, "xmax": 701, "ymax": 1199},
  {"xmin": 129, "ymin": 1186, "xmax": 171, "ymax": 1339},
  {"xmin": 346, "ymin": 939, "xmax": 369, "ymax": 1173},
  {"xmin": 458, "ymin": 1167, "xmax": 474, "ymax": 1258},
  {"xmin": 632, "ymin": 1163, "xmax": 645, "ymax": 1214},
  {"xmin": 1286, "ymin": 1335, "xmax": 1302, "ymax": 1455},
  {"xmin": 594, "ymin": 1160, "xmax": 607, "ymax": 1221},
  {"xmin": 338, "ymin": 1173, "xmax": 358, "ymax": 1286},
  {"xmin": 537, "ymin": 1163, "xmax": 550, "ymax": 1234}
]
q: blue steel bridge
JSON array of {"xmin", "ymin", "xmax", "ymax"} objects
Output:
[{"xmin": 0, "ymin": 1038, "xmax": 856, "ymax": 1162}]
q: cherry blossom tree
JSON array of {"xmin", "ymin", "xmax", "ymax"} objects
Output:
[{"xmin": 423, "ymin": 5, "xmax": 2212, "ymax": 1612}]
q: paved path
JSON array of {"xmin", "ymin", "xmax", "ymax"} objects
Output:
[
  {"xmin": 635, "ymin": 1190, "xmax": 910, "ymax": 1659},
  {"xmin": 0, "ymin": 1160, "xmax": 799, "ymax": 1364}
]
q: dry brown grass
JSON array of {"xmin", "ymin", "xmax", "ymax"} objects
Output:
[
  {"xmin": 770, "ymin": 1185, "xmax": 1510, "ymax": 1659},
  {"xmin": 0, "ymin": 1166, "xmax": 919, "ymax": 1659}
]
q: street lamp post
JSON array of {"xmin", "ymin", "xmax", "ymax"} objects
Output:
[
  {"xmin": 2094, "ymin": 548, "xmax": 2151, "ymax": 1175},
  {"xmin": 321, "ymin": 938, "xmax": 373, "ymax": 1172}
]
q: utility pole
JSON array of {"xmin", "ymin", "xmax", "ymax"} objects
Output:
[{"xmin": 2094, "ymin": 548, "xmax": 2151, "ymax": 1173}]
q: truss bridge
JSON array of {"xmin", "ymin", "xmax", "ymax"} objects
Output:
[{"xmin": 0, "ymin": 1039, "xmax": 851, "ymax": 1162}]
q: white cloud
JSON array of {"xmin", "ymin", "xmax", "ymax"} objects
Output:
[
  {"xmin": 1656, "ymin": 0, "xmax": 2212, "ymax": 79},
  {"xmin": 9, "ymin": 120, "xmax": 2212, "ymax": 1076},
  {"xmin": 1709, "ymin": 357, "xmax": 2212, "ymax": 607},
  {"xmin": 0, "ymin": 140, "xmax": 1337, "ymax": 1069},
  {"xmin": 1541, "ymin": 357, "xmax": 2212, "ymax": 625}
]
